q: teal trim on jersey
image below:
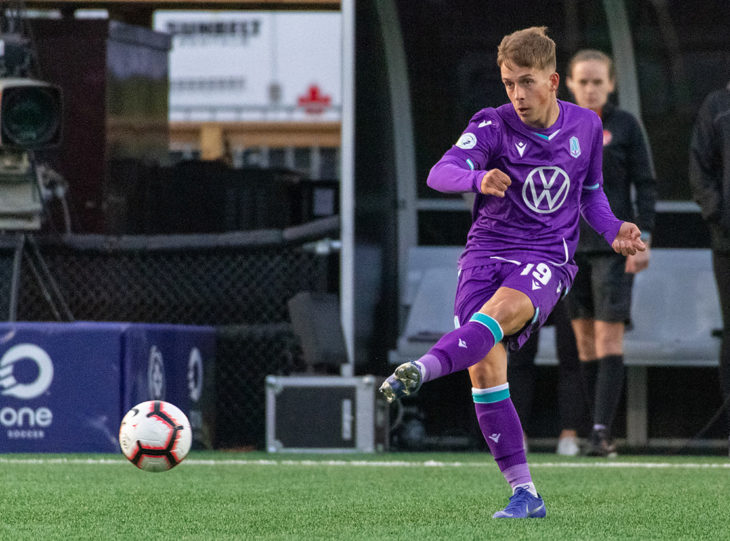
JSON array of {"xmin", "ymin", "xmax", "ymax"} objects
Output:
[
  {"xmin": 470, "ymin": 312, "xmax": 504, "ymax": 342},
  {"xmin": 583, "ymin": 183, "xmax": 600, "ymax": 190},
  {"xmin": 472, "ymin": 387, "xmax": 511, "ymax": 404},
  {"xmin": 466, "ymin": 158, "xmax": 475, "ymax": 171},
  {"xmin": 534, "ymin": 132, "xmax": 550, "ymax": 141},
  {"xmin": 530, "ymin": 306, "xmax": 540, "ymax": 325}
]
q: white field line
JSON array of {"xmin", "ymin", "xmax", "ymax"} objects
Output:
[{"xmin": 0, "ymin": 457, "xmax": 730, "ymax": 469}]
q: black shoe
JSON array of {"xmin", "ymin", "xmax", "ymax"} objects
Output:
[{"xmin": 585, "ymin": 428, "xmax": 617, "ymax": 457}]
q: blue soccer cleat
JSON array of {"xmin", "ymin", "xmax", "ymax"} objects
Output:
[
  {"xmin": 378, "ymin": 362, "xmax": 422, "ymax": 403},
  {"xmin": 492, "ymin": 487, "xmax": 547, "ymax": 519}
]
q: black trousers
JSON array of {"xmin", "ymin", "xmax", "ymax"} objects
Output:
[{"xmin": 508, "ymin": 298, "xmax": 588, "ymax": 433}]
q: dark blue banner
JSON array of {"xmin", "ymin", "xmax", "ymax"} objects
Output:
[
  {"xmin": 0, "ymin": 322, "xmax": 124, "ymax": 452},
  {"xmin": 123, "ymin": 324, "xmax": 216, "ymax": 449},
  {"xmin": 0, "ymin": 322, "xmax": 215, "ymax": 453}
]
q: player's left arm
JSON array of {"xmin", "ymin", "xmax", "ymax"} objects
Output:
[
  {"xmin": 612, "ymin": 221, "xmax": 647, "ymax": 257},
  {"xmin": 581, "ymin": 188, "xmax": 646, "ymax": 256},
  {"xmin": 625, "ymin": 115, "xmax": 657, "ymax": 273},
  {"xmin": 580, "ymin": 114, "xmax": 646, "ymax": 256}
]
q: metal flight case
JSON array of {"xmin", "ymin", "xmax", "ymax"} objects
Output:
[{"xmin": 265, "ymin": 375, "xmax": 389, "ymax": 453}]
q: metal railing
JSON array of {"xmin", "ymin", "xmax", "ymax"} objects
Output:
[{"xmin": 0, "ymin": 217, "xmax": 340, "ymax": 448}]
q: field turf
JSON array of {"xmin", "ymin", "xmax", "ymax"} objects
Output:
[{"xmin": 2, "ymin": 452, "xmax": 730, "ymax": 540}]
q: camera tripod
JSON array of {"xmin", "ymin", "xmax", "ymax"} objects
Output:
[{"xmin": 8, "ymin": 231, "xmax": 73, "ymax": 321}]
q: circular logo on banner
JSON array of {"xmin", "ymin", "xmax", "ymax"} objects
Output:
[
  {"xmin": 187, "ymin": 348, "xmax": 203, "ymax": 402},
  {"xmin": 0, "ymin": 344, "xmax": 54, "ymax": 400},
  {"xmin": 522, "ymin": 166, "xmax": 571, "ymax": 214},
  {"xmin": 147, "ymin": 346, "xmax": 166, "ymax": 399},
  {"xmin": 455, "ymin": 132, "xmax": 477, "ymax": 149}
]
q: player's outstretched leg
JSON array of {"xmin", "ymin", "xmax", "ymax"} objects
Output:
[
  {"xmin": 379, "ymin": 313, "xmax": 503, "ymax": 403},
  {"xmin": 379, "ymin": 361, "xmax": 422, "ymax": 403}
]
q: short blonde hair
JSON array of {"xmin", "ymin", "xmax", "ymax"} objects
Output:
[{"xmin": 497, "ymin": 26, "xmax": 556, "ymax": 72}]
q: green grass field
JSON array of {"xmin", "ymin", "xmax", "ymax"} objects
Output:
[{"xmin": 2, "ymin": 451, "xmax": 730, "ymax": 540}]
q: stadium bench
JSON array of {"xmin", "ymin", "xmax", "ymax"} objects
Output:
[{"xmin": 389, "ymin": 247, "xmax": 723, "ymax": 447}]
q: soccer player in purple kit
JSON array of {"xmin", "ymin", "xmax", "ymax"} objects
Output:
[{"xmin": 379, "ymin": 27, "xmax": 646, "ymax": 519}]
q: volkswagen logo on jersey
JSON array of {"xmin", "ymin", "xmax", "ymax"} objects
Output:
[
  {"xmin": 522, "ymin": 166, "xmax": 571, "ymax": 214},
  {"xmin": 455, "ymin": 132, "xmax": 477, "ymax": 149},
  {"xmin": 0, "ymin": 344, "xmax": 54, "ymax": 400}
]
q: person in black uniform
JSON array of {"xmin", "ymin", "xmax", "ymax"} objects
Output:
[
  {"xmin": 689, "ymin": 82, "xmax": 730, "ymax": 454},
  {"xmin": 508, "ymin": 50, "xmax": 657, "ymax": 456},
  {"xmin": 565, "ymin": 49, "xmax": 657, "ymax": 456},
  {"xmin": 508, "ymin": 299, "xmax": 585, "ymax": 456}
]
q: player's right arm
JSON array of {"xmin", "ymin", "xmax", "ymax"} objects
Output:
[
  {"xmin": 427, "ymin": 161, "xmax": 511, "ymax": 196},
  {"xmin": 427, "ymin": 159, "xmax": 488, "ymax": 193},
  {"xmin": 479, "ymin": 169, "xmax": 511, "ymax": 197},
  {"xmin": 427, "ymin": 109, "xmax": 503, "ymax": 194}
]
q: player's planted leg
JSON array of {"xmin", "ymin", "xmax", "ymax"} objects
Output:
[
  {"xmin": 469, "ymin": 347, "xmax": 545, "ymax": 519},
  {"xmin": 472, "ymin": 384, "xmax": 544, "ymax": 518},
  {"xmin": 492, "ymin": 487, "xmax": 546, "ymax": 519}
]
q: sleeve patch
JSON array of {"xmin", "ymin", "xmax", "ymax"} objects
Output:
[{"xmin": 455, "ymin": 132, "xmax": 478, "ymax": 150}]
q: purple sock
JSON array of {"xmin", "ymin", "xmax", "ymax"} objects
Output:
[
  {"xmin": 473, "ymin": 385, "xmax": 533, "ymax": 489},
  {"xmin": 417, "ymin": 313, "xmax": 503, "ymax": 382}
]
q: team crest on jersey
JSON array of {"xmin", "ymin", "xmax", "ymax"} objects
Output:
[
  {"xmin": 522, "ymin": 166, "xmax": 571, "ymax": 214},
  {"xmin": 569, "ymin": 136, "xmax": 581, "ymax": 158},
  {"xmin": 456, "ymin": 132, "xmax": 477, "ymax": 149}
]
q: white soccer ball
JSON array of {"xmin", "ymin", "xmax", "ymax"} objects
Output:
[{"xmin": 119, "ymin": 400, "xmax": 192, "ymax": 472}]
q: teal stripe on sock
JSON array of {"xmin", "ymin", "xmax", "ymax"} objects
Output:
[
  {"xmin": 472, "ymin": 388, "xmax": 511, "ymax": 403},
  {"xmin": 470, "ymin": 312, "xmax": 504, "ymax": 342}
]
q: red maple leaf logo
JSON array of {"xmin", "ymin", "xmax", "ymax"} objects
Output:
[{"xmin": 297, "ymin": 84, "xmax": 331, "ymax": 114}]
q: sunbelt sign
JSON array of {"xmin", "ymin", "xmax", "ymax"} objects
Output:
[{"xmin": 154, "ymin": 11, "xmax": 342, "ymax": 122}]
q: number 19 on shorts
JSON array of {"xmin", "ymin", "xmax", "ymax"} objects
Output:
[{"xmin": 520, "ymin": 262, "xmax": 552, "ymax": 288}]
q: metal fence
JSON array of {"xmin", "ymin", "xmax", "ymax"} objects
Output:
[{"xmin": 0, "ymin": 218, "xmax": 339, "ymax": 449}]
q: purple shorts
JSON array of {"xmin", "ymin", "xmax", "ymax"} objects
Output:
[{"xmin": 454, "ymin": 257, "xmax": 578, "ymax": 351}]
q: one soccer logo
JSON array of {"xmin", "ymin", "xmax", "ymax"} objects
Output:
[
  {"xmin": 0, "ymin": 344, "xmax": 54, "ymax": 399},
  {"xmin": 522, "ymin": 166, "xmax": 570, "ymax": 214}
]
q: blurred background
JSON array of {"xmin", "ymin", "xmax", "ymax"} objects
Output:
[{"xmin": 0, "ymin": 0, "xmax": 728, "ymax": 455}]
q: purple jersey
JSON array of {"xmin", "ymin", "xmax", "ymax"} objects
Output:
[{"xmin": 427, "ymin": 100, "xmax": 622, "ymax": 271}]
